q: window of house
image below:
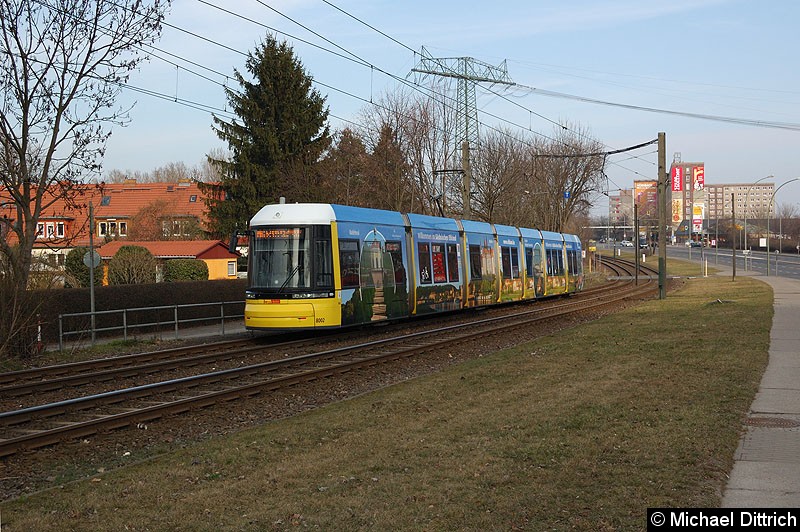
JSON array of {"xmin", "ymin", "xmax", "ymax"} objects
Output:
[
  {"xmin": 36, "ymin": 223, "xmax": 44, "ymax": 238},
  {"xmin": 46, "ymin": 222, "xmax": 55, "ymax": 238},
  {"xmin": 56, "ymin": 222, "xmax": 65, "ymax": 238},
  {"xmin": 100, "ymin": 196, "xmax": 111, "ymax": 206},
  {"xmin": 189, "ymin": 195, "xmax": 197, "ymax": 202},
  {"xmin": 98, "ymin": 221, "xmax": 107, "ymax": 236},
  {"xmin": 228, "ymin": 261, "xmax": 236, "ymax": 276},
  {"xmin": 119, "ymin": 222, "xmax": 127, "ymax": 236}
]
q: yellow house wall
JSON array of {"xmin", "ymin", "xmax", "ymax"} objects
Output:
[{"xmin": 203, "ymin": 258, "xmax": 237, "ymax": 280}]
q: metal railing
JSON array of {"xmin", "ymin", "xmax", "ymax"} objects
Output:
[{"xmin": 58, "ymin": 301, "xmax": 245, "ymax": 352}]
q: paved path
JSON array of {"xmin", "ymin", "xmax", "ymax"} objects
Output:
[{"xmin": 722, "ymin": 274, "xmax": 800, "ymax": 507}]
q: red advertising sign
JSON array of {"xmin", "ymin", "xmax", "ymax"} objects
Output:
[
  {"xmin": 671, "ymin": 166, "xmax": 683, "ymax": 192},
  {"xmin": 692, "ymin": 165, "xmax": 705, "ymax": 191}
]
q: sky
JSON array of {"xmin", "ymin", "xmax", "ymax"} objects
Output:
[{"xmin": 101, "ymin": 0, "xmax": 800, "ymax": 215}]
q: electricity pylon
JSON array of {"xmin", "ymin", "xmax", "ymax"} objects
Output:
[{"xmin": 411, "ymin": 46, "xmax": 513, "ymax": 217}]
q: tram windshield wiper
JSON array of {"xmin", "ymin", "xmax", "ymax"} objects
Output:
[{"xmin": 276, "ymin": 264, "xmax": 300, "ymax": 295}]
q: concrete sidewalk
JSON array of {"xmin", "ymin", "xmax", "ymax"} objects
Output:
[
  {"xmin": 721, "ymin": 273, "xmax": 800, "ymax": 507},
  {"xmin": 50, "ymin": 320, "xmax": 252, "ymax": 352}
]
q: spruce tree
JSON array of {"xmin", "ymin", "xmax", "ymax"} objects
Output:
[{"xmin": 203, "ymin": 35, "xmax": 330, "ymax": 237}]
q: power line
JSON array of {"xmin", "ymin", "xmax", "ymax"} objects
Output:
[{"xmin": 514, "ymin": 83, "xmax": 800, "ymax": 131}]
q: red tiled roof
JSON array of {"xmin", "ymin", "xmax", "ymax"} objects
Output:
[
  {"xmin": 0, "ymin": 180, "xmax": 218, "ymax": 248},
  {"xmin": 97, "ymin": 240, "xmax": 236, "ymax": 260}
]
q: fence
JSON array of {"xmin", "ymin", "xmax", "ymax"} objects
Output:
[{"xmin": 58, "ymin": 301, "xmax": 245, "ymax": 352}]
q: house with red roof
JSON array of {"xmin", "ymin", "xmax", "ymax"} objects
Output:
[
  {"xmin": 1, "ymin": 179, "xmax": 220, "ymax": 275},
  {"xmin": 97, "ymin": 240, "xmax": 239, "ymax": 283}
]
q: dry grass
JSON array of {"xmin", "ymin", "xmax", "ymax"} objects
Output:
[{"xmin": 1, "ymin": 269, "xmax": 772, "ymax": 531}]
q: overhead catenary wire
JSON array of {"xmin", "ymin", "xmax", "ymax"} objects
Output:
[{"xmin": 22, "ymin": 0, "xmax": 664, "ymax": 178}]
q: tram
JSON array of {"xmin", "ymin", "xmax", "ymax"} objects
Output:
[{"xmin": 238, "ymin": 203, "xmax": 583, "ymax": 330}]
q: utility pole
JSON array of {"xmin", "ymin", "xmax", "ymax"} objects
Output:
[
  {"xmin": 461, "ymin": 141, "xmax": 471, "ymax": 218},
  {"xmin": 634, "ymin": 203, "xmax": 640, "ymax": 286},
  {"xmin": 657, "ymin": 132, "xmax": 667, "ymax": 299},
  {"xmin": 412, "ymin": 47, "xmax": 512, "ymax": 218},
  {"xmin": 731, "ymin": 193, "xmax": 736, "ymax": 281}
]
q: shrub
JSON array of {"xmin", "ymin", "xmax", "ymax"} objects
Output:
[
  {"xmin": 108, "ymin": 245, "xmax": 157, "ymax": 285},
  {"xmin": 64, "ymin": 247, "xmax": 103, "ymax": 288},
  {"xmin": 163, "ymin": 259, "xmax": 209, "ymax": 282}
]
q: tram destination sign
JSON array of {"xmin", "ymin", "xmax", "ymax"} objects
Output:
[{"xmin": 255, "ymin": 228, "xmax": 304, "ymax": 239}]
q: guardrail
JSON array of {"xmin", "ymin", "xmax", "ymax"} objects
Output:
[{"xmin": 58, "ymin": 301, "xmax": 245, "ymax": 352}]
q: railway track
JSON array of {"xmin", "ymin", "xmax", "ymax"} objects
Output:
[{"xmin": 0, "ymin": 257, "xmax": 656, "ymax": 457}]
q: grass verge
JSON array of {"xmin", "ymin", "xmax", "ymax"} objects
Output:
[{"xmin": 1, "ymin": 271, "xmax": 772, "ymax": 530}]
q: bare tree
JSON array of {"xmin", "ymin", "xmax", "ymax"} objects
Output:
[
  {"xmin": 470, "ymin": 128, "xmax": 528, "ymax": 224},
  {"xmin": 358, "ymin": 86, "xmax": 457, "ymax": 216},
  {"xmin": 0, "ymin": 0, "xmax": 170, "ymax": 357},
  {"xmin": 524, "ymin": 125, "xmax": 605, "ymax": 232}
]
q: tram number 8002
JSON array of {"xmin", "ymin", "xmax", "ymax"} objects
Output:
[{"xmin": 315, "ymin": 317, "xmax": 325, "ymax": 324}]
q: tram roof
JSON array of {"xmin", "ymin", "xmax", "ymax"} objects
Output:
[
  {"xmin": 250, "ymin": 203, "xmax": 406, "ymax": 227},
  {"xmin": 540, "ymin": 230, "xmax": 565, "ymax": 242},
  {"xmin": 519, "ymin": 227, "xmax": 543, "ymax": 240},
  {"xmin": 460, "ymin": 219, "xmax": 493, "ymax": 234},
  {"xmin": 494, "ymin": 223, "xmax": 521, "ymax": 238},
  {"xmin": 406, "ymin": 212, "xmax": 459, "ymax": 232}
]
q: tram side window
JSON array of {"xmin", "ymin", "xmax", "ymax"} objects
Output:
[
  {"xmin": 418, "ymin": 243, "xmax": 432, "ymax": 284},
  {"xmin": 386, "ymin": 241, "xmax": 406, "ymax": 284},
  {"xmin": 314, "ymin": 227, "xmax": 333, "ymax": 288},
  {"xmin": 547, "ymin": 249, "xmax": 564, "ymax": 276},
  {"xmin": 501, "ymin": 247, "xmax": 512, "ymax": 279},
  {"xmin": 431, "ymin": 244, "xmax": 446, "ymax": 283},
  {"xmin": 447, "ymin": 243, "xmax": 459, "ymax": 282},
  {"xmin": 568, "ymin": 250, "xmax": 581, "ymax": 275},
  {"xmin": 511, "ymin": 247, "xmax": 519, "ymax": 278},
  {"xmin": 525, "ymin": 248, "xmax": 534, "ymax": 277},
  {"xmin": 469, "ymin": 244, "xmax": 482, "ymax": 280},
  {"xmin": 339, "ymin": 240, "xmax": 360, "ymax": 289}
]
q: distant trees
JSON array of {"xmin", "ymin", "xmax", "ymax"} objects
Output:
[
  {"xmin": 202, "ymin": 34, "xmax": 331, "ymax": 238},
  {"xmin": 104, "ymin": 153, "xmax": 228, "ymax": 183}
]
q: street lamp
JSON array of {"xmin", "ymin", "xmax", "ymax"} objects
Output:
[
  {"xmin": 766, "ymin": 178, "xmax": 800, "ymax": 275},
  {"xmin": 744, "ymin": 175, "xmax": 773, "ymax": 257}
]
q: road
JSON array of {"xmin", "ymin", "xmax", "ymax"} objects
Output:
[
  {"xmin": 668, "ymin": 245, "xmax": 800, "ymax": 280},
  {"xmin": 597, "ymin": 243, "xmax": 800, "ymax": 280}
]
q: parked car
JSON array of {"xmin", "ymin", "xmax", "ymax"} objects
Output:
[
  {"xmin": 620, "ymin": 240, "xmax": 634, "ymax": 247},
  {"xmin": 685, "ymin": 240, "xmax": 702, "ymax": 247}
]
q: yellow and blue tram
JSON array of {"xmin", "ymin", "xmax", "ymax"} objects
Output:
[{"xmin": 241, "ymin": 203, "xmax": 583, "ymax": 330}]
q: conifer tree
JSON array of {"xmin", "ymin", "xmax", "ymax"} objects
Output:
[{"xmin": 203, "ymin": 35, "xmax": 330, "ymax": 237}]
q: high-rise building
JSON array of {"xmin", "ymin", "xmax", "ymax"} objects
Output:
[{"xmin": 706, "ymin": 182, "xmax": 774, "ymax": 220}]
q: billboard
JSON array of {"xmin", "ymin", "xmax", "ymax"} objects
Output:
[
  {"xmin": 692, "ymin": 203, "xmax": 705, "ymax": 232},
  {"xmin": 692, "ymin": 165, "xmax": 705, "ymax": 191},
  {"xmin": 634, "ymin": 180, "xmax": 658, "ymax": 219},
  {"xmin": 671, "ymin": 199, "xmax": 683, "ymax": 224},
  {"xmin": 671, "ymin": 166, "xmax": 683, "ymax": 192}
]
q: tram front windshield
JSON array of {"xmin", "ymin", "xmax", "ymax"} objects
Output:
[{"xmin": 248, "ymin": 226, "xmax": 332, "ymax": 293}]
